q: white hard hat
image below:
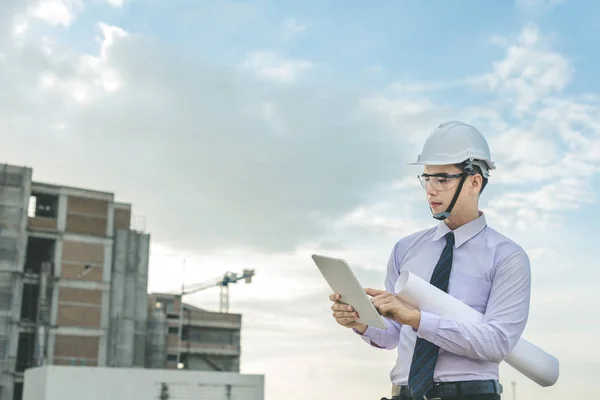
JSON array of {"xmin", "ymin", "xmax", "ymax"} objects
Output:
[{"xmin": 409, "ymin": 121, "xmax": 495, "ymax": 178}]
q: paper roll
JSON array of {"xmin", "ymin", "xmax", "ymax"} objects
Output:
[{"xmin": 394, "ymin": 271, "xmax": 559, "ymax": 387}]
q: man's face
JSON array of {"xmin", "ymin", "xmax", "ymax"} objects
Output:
[{"xmin": 420, "ymin": 164, "xmax": 467, "ymax": 214}]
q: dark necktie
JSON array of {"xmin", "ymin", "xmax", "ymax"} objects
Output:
[{"xmin": 408, "ymin": 231, "xmax": 455, "ymax": 400}]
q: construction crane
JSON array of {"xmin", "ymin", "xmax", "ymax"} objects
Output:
[{"xmin": 181, "ymin": 269, "xmax": 255, "ymax": 313}]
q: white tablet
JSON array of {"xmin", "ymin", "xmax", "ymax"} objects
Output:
[{"xmin": 311, "ymin": 254, "xmax": 387, "ymax": 330}]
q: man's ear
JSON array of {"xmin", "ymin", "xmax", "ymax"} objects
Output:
[{"xmin": 471, "ymin": 174, "xmax": 482, "ymax": 193}]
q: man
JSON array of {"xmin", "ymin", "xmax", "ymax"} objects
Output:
[{"xmin": 329, "ymin": 121, "xmax": 531, "ymax": 400}]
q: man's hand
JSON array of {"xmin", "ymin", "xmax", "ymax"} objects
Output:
[
  {"xmin": 365, "ymin": 288, "xmax": 421, "ymax": 329},
  {"xmin": 329, "ymin": 293, "xmax": 367, "ymax": 333}
]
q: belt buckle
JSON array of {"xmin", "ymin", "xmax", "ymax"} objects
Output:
[{"xmin": 424, "ymin": 383, "xmax": 442, "ymax": 400}]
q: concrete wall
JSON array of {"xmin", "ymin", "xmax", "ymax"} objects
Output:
[
  {"xmin": 145, "ymin": 307, "xmax": 167, "ymax": 369},
  {"xmin": 64, "ymin": 195, "xmax": 109, "ymax": 236},
  {"xmin": 23, "ymin": 366, "xmax": 265, "ymax": 400},
  {"xmin": 108, "ymin": 229, "xmax": 150, "ymax": 368}
]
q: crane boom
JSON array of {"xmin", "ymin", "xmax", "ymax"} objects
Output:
[
  {"xmin": 180, "ymin": 269, "xmax": 255, "ymax": 312},
  {"xmin": 182, "ymin": 276, "xmax": 223, "ymax": 295}
]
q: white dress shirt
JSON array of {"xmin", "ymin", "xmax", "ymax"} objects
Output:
[{"xmin": 357, "ymin": 212, "xmax": 531, "ymax": 385}]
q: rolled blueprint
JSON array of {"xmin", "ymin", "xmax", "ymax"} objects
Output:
[{"xmin": 394, "ymin": 271, "xmax": 559, "ymax": 387}]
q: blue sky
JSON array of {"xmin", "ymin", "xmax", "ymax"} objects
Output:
[
  {"xmin": 56, "ymin": 0, "xmax": 600, "ymax": 91},
  {"xmin": 44, "ymin": 0, "xmax": 600, "ymax": 107},
  {"xmin": 3, "ymin": 0, "xmax": 600, "ymax": 399}
]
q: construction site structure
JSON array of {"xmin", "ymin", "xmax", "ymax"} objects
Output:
[
  {"xmin": 147, "ymin": 293, "xmax": 243, "ymax": 373},
  {"xmin": 0, "ymin": 163, "xmax": 150, "ymax": 400},
  {"xmin": 144, "ymin": 269, "xmax": 255, "ymax": 372},
  {"xmin": 0, "ymin": 162, "xmax": 255, "ymax": 400}
]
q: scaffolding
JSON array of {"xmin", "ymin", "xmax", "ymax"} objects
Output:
[
  {"xmin": 33, "ymin": 262, "xmax": 53, "ymax": 367},
  {"xmin": 0, "ymin": 293, "xmax": 15, "ymax": 400}
]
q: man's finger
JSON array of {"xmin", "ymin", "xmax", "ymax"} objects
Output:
[
  {"xmin": 331, "ymin": 303, "xmax": 354, "ymax": 312},
  {"xmin": 333, "ymin": 311, "xmax": 358, "ymax": 319},
  {"xmin": 370, "ymin": 293, "xmax": 391, "ymax": 302},
  {"xmin": 376, "ymin": 304, "xmax": 393, "ymax": 315},
  {"xmin": 371, "ymin": 297, "xmax": 392, "ymax": 308},
  {"xmin": 365, "ymin": 288, "xmax": 387, "ymax": 296},
  {"xmin": 329, "ymin": 293, "xmax": 340, "ymax": 301},
  {"xmin": 372, "ymin": 300, "xmax": 394, "ymax": 312}
]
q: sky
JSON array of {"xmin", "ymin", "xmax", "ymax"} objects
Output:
[{"xmin": 2, "ymin": 0, "xmax": 600, "ymax": 399}]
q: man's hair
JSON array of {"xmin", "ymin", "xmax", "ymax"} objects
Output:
[{"xmin": 456, "ymin": 161, "xmax": 488, "ymax": 193}]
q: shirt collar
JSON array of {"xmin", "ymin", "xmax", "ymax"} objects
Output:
[{"xmin": 432, "ymin": 211, "xmax": 487, "ymax": 248}]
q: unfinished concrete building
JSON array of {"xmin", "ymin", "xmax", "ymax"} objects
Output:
[
  {"xmin": 147, "ymin": 293, "xmax": 242, "ymax": 373},
  {"xmin": 0, "ymin": 163, "xmax": 150, "ymax": 400}
]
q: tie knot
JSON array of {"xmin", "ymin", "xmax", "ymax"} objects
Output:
[{"xmin": 445, "ymin": 231, "xmax": 455, "ymax": 245}]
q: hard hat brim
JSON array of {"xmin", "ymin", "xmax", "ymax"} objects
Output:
[
  {"xmin": 408, "ymin": 160, "xmax": 457, "ymax": 166},
  {"xmin": 408, "ymin": 159, "xmax": 495, "ymax": 169}
]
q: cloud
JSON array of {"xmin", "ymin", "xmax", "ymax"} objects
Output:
[
  {"xmin": 336, "ymin": 199, "xmax": 426, "ymax": 240},
  {"xmin": 0, "ymin": 1, "xmax": 28, "ymax": 38},
  {"xmin": 239, "ymin": 50, "xmax": 314, "ymax": 83},
  {"xmin": 1, "ymin": 16, "xmax": 439, "ymax": 254},
  {"xmin": 478, "ymin": 25, "xmax": 572, "ymax": 116},
  {"xmin": 441, "ymin": 25, "xmax": 600, "ymax": 233},
  {"xmin": 27, "ymin": 0, "xmax": 83, "ymax": 26},
  {"xmin": 388, "ymin": 78, "xmax": 480, "ymax": 95},
  {"xmin": 15, "ymin": 0, "xmax": 125, "ymax": 30},
  {"xmin": 358, "ymin": 94, "xmax": 453, "ymax": 148},
  {"xmin": 485, "ymin": 173, "xmax": 595, "ymax": 231},
  {"xmin": 364, "ymin": 22, "xmax": 596, "ymax": 238}
]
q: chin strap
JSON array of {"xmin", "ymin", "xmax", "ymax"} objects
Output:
[{"xmin": 430, "ymin": 160, "xmax": 475, "ymax": 221}]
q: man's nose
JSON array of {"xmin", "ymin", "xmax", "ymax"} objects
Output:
[{"xmin": 425, "ymin": 182, "xmax": 437, "ymax": 196}]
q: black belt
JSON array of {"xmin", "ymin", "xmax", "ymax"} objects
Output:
[{"xmin": 393, "ymin": 380, "xmax": 502, "ymax": 399}]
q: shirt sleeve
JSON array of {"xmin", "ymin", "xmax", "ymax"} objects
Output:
[
  {"xmin": 354, "ymin": 241, "xmax": 403, "ymax": 350},
  {"xmin": 355, "ymin": 317, "xmax": 402, "ymax": 350},
  {"xmin": 415, "ymin": 249, "xmax": 531, "ymax": 363}
]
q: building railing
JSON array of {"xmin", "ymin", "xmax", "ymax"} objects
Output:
[{"xmin": 167, "ymin": 342, "xmax": 240, "ymax": 355}]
